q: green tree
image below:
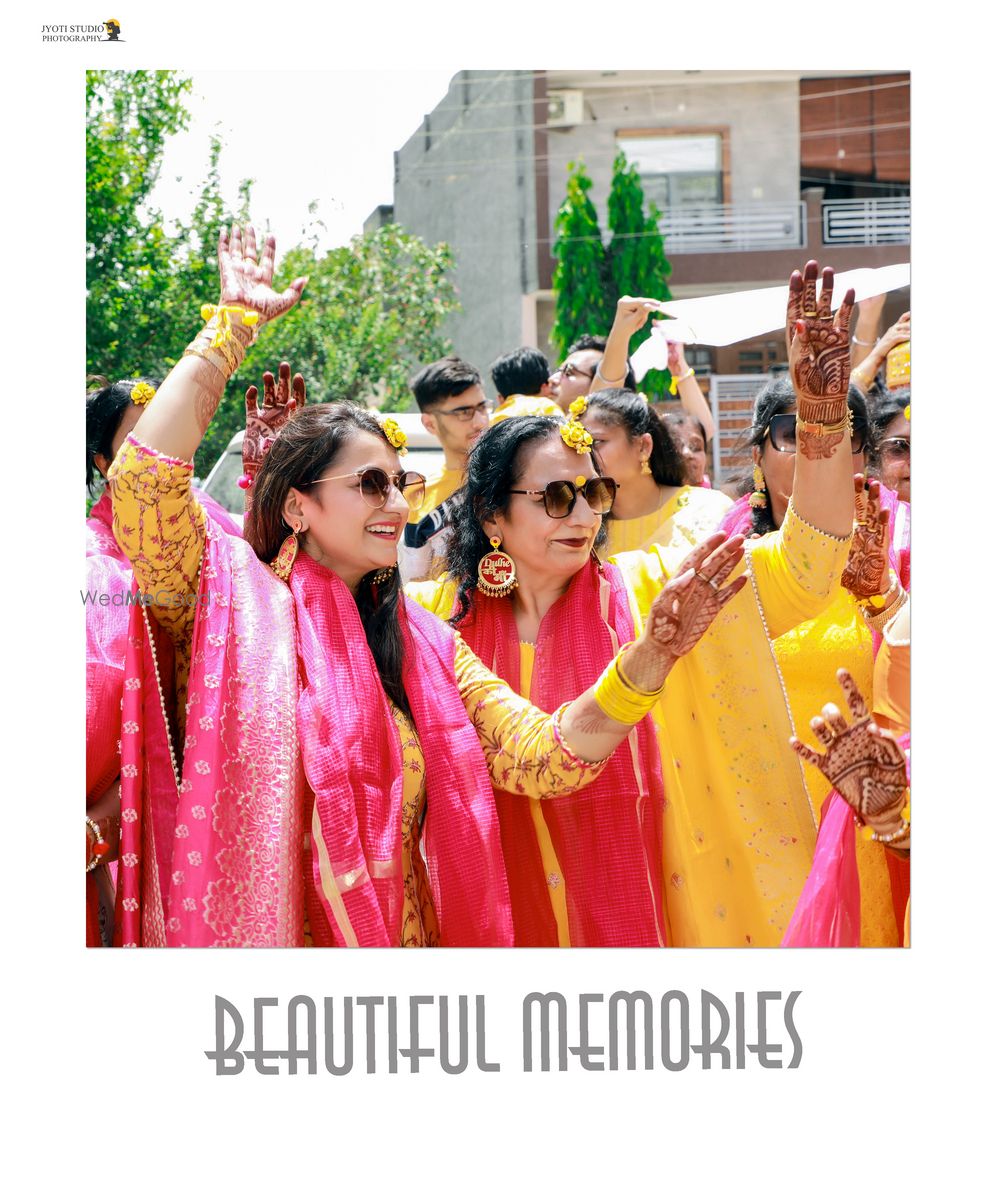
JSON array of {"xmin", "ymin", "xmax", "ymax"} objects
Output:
[
  {"xmin": 607, "ymin": 150, "xmax": 673, "ymax": 396},
  {"xmin": 197, "ymin": 225, "xmax": 460, "ymax": 474},
  {"xmin": 86, "ymin": 71, "xmax": 251, "ymax": 382},
  {"xmin": 550, "ymin": 161, "xmax": 613, "ymax": 359}
]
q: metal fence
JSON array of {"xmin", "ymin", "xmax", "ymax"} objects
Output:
[
  {"xmin": 822, "ymin": 197, "xmax": 910, "ymax": 246},
  {"xmin": 658, "ymin": 202, "xmax": 806, "ymax": 254},
  {"xmin": 709, "ymin": 374, "xmax": 771, "ymax": 483}
]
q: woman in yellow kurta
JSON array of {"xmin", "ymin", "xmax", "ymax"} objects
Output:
[
  {"xmin": 718, "ymin": 377, "xmax": 909, "ymax": 945},
  {"xmin": 578, "ymin": 387, "xmax": 732, "ymax": 562},
  {"xmin": 408, "ymin": 257, "xmax": 864, "ymax": 948},
  {"xmin": 106, "ymin": 222, "xmax": 735, "ymax": 948}
]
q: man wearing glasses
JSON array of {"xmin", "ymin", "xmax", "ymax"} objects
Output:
[
  {"xmin": 401, "ymin": 356, "xmax": 491, "ymax": 582},
  {"xmin": 547, "ymin": 335, "xmax": 637, "ymax": 412}
]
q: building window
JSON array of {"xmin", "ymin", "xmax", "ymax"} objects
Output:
[{"xmin": 618, "ymin": 133, "xmax": 724, "ymax": 208}]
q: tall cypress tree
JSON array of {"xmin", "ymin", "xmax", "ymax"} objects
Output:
[
  {"xmin": 550, "ymin": 161, "xmax": 614, "ymax": 359},
  {"xmin": 607, "ymin": 151, "xmax": 673, "ymax": 397}
]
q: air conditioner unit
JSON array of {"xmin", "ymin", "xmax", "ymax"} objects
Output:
[{"xmin": 547, "ymin": 90, "xmax": 585, "ymax": 128}]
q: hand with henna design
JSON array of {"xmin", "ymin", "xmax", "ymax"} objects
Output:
[
  {"xmin": 637, "ymin": 531, "xmax": 748, "ymax": 671},
  {"xmin": 841, "ymin": 475, "xmax": 891, "ymax": 597},
  {"xmin": 242, "ymin": 363, "xmax": 306, "ymax": 507},
  {"xmin": 217, "ymin": 224, "xmax": 309, "ymax": 325},
  {"xmin": 790, "ymin": 669, "xmax": 909, "ymax": 844},
  {"xmin": 786, "ymin": 261, "xmax": 855, "ymax": 432}
]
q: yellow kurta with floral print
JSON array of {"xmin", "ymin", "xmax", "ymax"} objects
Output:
[{"xmin": 109, "ymin": 436, "xmax": 605, "ymax": 946}]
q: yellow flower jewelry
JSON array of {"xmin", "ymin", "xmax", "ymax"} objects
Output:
[
  {"xmin": 561, "ymin": 419, "xmax": 593, "ymax": 454},
  {"xmin": 130, "ymin": 382, "xmax": 156, "ymax": 406},
  {"xmin": 199, "ymin": 303, "xmax": 261, "ymax": 349},
  {"xmin": 380, "ymin": 416, "xmax": 408, "ymax": 455},
  {"xmin": 568, "ymin": 396, "xmax": 589, "ymax": 417}
]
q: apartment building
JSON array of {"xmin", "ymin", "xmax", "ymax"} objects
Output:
[{"xmin": 379, "ymin": 69, "xmax": 910, "ymax": 478}]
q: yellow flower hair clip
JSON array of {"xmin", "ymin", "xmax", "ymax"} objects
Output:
[
  {"xmin": 130, "ymin": 382, "xmax": 156, "ymax": 406},
  {"xmin": 380, "ymin": 415, "xmax": 408, "ymax": 455},
  {"xmin": 568, "ymin": 396, "xmax": 589, "ymax": 418},
  {"xmin": 903, "ymin": 404, "xmax": 911, "ymax": 422},
  {"xmin": 561, "ymin": 418, "xmax": 593, "ymax": 455}
]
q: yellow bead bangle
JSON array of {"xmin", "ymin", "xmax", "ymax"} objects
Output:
[{"xmin": 593, "ymin": 646, "xmax": 664, "ymax": 726}]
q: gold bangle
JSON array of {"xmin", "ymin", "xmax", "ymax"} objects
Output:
[
  {"xmin": 862, "ymin": 585, "xmax": 908, "ymax": 633},
  {"xmin": 868, "ymin": 817, "xmax": 910, "ymax": 845},
  {"xmin": 593, "ymin": 646, "xmax": 664, "ymax": 726},
  {"xmin": 798, "ymin": 397, "xmax": 849, "ymax": 425},
  {"xmin": 86, "ymin": 816, "xmax": 107, "ymax": 873},
  {"xmin": 796, "ymin": 410, "xmax": 852, "ymax": 437}
]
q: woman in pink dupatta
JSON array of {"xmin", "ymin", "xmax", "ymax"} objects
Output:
[
  {"xmin": 105, "ymin": 224, "xmax": 740, "ymax": 948},
  {"xmin": 85, "ymin": 376, "xmax": 241, "ymax": 946}
]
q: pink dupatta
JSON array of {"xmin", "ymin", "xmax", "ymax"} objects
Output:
[
  {"xmin": 115, "ymin": 513, "xmax": 511, "ymax": 947},
  {"xmin": 86, "ymin": 488, "xmax": 242, "ymax": 945},
  {"xmin": 292, "ymin": 552, "xmax": 512, "ymax": 948},
  {"xmin": 458, "ymin": 557, "xmax": 667, "ymax": 947}
]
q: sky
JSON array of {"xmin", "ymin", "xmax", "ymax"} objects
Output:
[{"xmin": 150, "ymin": 69, "xmax": 460, "ymax": 253}]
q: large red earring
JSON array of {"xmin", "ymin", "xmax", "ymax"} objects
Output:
[
  {"xmin": 270, "ymin": 522, "xmax": 302, "ymax": 580},
  {"xmin": 477, "ymin": 536, "xmax": 517, "ymax": 597}
]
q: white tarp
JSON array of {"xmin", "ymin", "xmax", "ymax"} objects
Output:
[{"xmin": 631, "ymin": 262, "xmax": 910, "ymax": 381}]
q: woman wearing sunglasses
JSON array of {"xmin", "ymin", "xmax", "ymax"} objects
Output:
[
  {"xmin": 104, "ymin": 224, "xmax": 739, "ymax": 948},
  {"xmin": 577, "ymin": 387, "xmax": 732, "ymax": 562},
  {"xmin": 869, "ymin": 385, "xmax": 910, "ymax": 504},
  {"xmin": 717, "ymin": 377, "xmax": 911, "ymax": 946},
  {"xmin": 408, "ymin": 261, "xmax": 867, "ymax": 948}
]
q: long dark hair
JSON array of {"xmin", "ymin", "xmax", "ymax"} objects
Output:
[
  {"xmin": 445, "ymin": 416, "xmax": 609, "ymax": 626},
  {"xmin": 243, "ymin": 403, "xmax": 412, "ymax": 717},
  {"xmin": 739, "ymin": 377, "xmax": 873, "ymax": 536},
  {"xmin": 85, "ymin": 375, "xmax": 160, "ymax": 492},
  {"xmin": 585, "ymin": 388, "xmax": 686, "ymax": 486}
]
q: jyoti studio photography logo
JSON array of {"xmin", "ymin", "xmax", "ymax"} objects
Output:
[{"xmin": 41, "ymin": 18, "xmax": 122, "ymax": 41}]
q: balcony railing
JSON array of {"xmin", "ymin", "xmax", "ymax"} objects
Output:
[
  {"xmin": 658, "ymin": 202, "xmax": 806, "ymax": 254},
  {"xmin": 822, "ymin": 198, "xmax": 910, "ymax": 246}
]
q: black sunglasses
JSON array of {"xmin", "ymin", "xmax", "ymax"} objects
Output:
[
  {"xmin": 508, "ymin": 476, "xmax": 617, "ymax": 519},
  {"xmin": 767, "ymin": 412, "xmax": 864, "ymax": 455},
  {"xmin": 309, "ymin": 467, "xmax": 427, "ymax": 512},
  {"xmin": 877, "ymin": 437, "xmax": 910, "ymax": 462}
]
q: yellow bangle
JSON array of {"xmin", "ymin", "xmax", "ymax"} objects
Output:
[{"xmin": 593, "ymin": 646, "xmax": 664, "ymax": 726}]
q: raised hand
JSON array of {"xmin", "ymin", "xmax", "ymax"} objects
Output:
[
  {"xmin": 611, "ymin": 295, "xmax": 667, "ymax": 338},
  {"xmin": 217, "ymin": 224, "xmax": 309, "ymax": 324},
  {"xmin": 645, "ymin": 532, "xmax": 747, "ymax": 660},
  {"xmin": 243, "ymin": 363, "xmax": 306, "ymax": 493},
  {"xmin": 786, "ymin": 261, "xmax": 855, "ymax": 420},
  {"xmin": 790, "ymin": 669, "xmax": 908, "ymax": 835},
  {"xmin": 841, "ymin": 476, "xmax": 890, "ymax": 597},
  {"xmin": 666, "ymin": 340, "xmax": 687, "ymax": 375}
]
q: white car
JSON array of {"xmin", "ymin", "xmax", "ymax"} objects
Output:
[{"xmin": 198, "ymin": 410, "xmax": 444, "ymax": 516}]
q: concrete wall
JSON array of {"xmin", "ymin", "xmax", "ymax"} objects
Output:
[
  {"xmin": 393, "ymin": 70, "xmax": 539, "ymax": 394},
  {"xmin": 545, "ymin": 75, "xmax": 801, "ymax": 244}
]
